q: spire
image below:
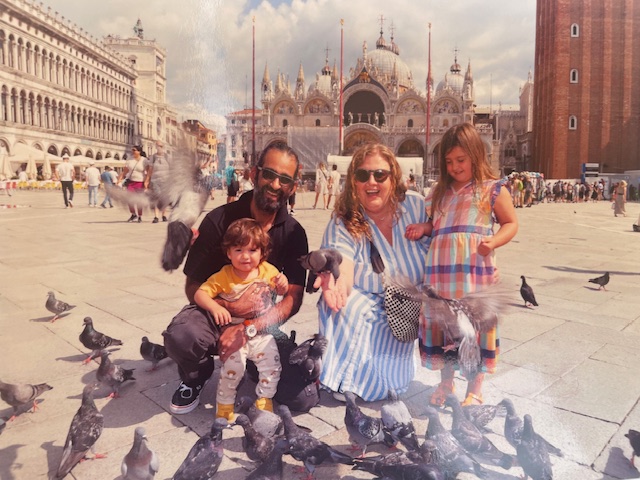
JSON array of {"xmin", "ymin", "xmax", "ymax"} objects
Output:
[
  {"xmin": 465, "ymin": 58, "xmax": 472, "ymax": 81},
  {"xmin": 297, "ymin": 62, "xmax": 305, "ymax": 83},
  {"xmin": 376, "ymin": 13, "xmax": 386, "ymax": 49},
  {"xmin": 450, "ymin": 46, "xmax": 461, "ymax": 74},
  {"xmin": 332, "ymin": 59, "xmax": 338, "ymax": 81},
  {"xmin": 262, "ymin": 62, "xmax": 270, "ymax": 85},
  {"xmin": 276, "ymin": 69, "xmax": 283, "ymax": 93},
  {"xmin": 322, "ymin": 45, "xmax": 331, "ymax": 76},
  {"xmin": 390, "ymin": 21, "xmax": 399, "ymax": 55}
]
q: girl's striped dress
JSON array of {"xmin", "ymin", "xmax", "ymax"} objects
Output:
[
  {"xmin": 318, "ymin": 193, "xmax": 430, "ymax": 402},
  {"xmin": 419, "ymin": 179, "xmax": 504, "ymax": 376}
]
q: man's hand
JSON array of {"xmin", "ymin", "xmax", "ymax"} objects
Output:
[
  {"xmin": 225, "ymin": 282, "xmax": 272, "ymax": 318},
  {"xmin": 217, "ymin": 324, "xmax": 246, "ymax": 362}
]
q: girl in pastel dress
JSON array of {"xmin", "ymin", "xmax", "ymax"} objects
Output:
[{"xmin": 406, "ymin": 123, "xmax": 518, "ymax": 406}]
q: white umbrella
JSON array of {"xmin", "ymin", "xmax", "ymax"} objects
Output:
[
  {"xmin": 25, "ymin": 155, "xmax": 38, "ymax": 180},
  {"xmin": 0, "ymin": 154, "xmax": 13, "ymax": 180},
  {"xmin": 42, "ymin": 155, "xmax": 52, "ymax": 180}
]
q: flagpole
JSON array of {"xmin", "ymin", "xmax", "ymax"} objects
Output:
[
  {"xmin": 339, "ymin": 19, "xmax": 344, "ymax": 154},
  {"xmin": 252, "ymin": 16, "xmax": 256, "ymax": 165}
]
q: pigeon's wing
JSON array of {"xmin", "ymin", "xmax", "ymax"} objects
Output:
[
  {"xmin": 173, "ymin": 437, "xmax": 221, "ymax": 480},
  {"xmin": 457, "ymin": 287, "xmax": 510, "ymax": 333},
  {"xmin": 288, "ymin": 338, "xmax": 312, "ymax": 365},
  {"xmin": 308, "ymin": 334, "xmax": 328, "ymax": 358}
]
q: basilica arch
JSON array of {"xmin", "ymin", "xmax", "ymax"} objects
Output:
[
  {"xmin": 343, "ymin": 129, "xmax": 381, "ymax": 155},
  {"xmin": 397, "ymin": 138, "xmax": 424, "ymax": 157},
  {"xmin": 343, "ymin": 90, "xmax": 386, "ymax": 127}
]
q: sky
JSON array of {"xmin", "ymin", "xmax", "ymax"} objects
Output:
[{"xmin": 41, "ymin": 0, "xmax": 536, "ymax": 132}]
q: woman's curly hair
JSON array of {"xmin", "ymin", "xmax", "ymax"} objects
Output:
[{"xmin": 333, "ymin": 143, "xmax": 406, "ymax": 240}]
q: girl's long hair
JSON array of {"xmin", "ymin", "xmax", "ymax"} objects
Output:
[
  {"xmin": 334, "ymin": 143, "xmax": 406, "ymax": 240},
  {"xmin": 430, "ymin": 123, "xmax": 497, "ymax": 215}
]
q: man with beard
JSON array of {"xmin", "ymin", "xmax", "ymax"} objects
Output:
[{"xmin": 163, "ymin": 141, "xmax": 309, "ymax": 415}]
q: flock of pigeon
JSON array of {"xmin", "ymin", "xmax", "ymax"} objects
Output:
[{"xmin": 0, "ymin": 250, "xmax": 632, "ymax": 479}]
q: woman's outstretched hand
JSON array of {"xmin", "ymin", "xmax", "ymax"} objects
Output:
[{"xmin": 314, "ymin": 272, "xmax": 348, "ymax": 312}]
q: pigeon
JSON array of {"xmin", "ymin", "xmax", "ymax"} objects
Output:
[
  {"xmin": 520, "ymin": 275, "xmax": 538, "ymax": 307},
  {"xmin": 377, "ymin": 461, "xmax": 445, "ymax": 480},
  {"xmin": 422, "ymin": 406, "xmax": 488, "ymax": 479},
  {"xmin": 246, "ymin": 437, "xmax": 290, "ymax": 480},
  {"xmin": 588, "ymin": 272, "xmax": 610, "ymax": 290},
  {"xmin": 498, "ymin": 398, "xmax": 563, "ymax": 457},
  {"xmin": 278, "ymin": 404, "xmax": 354, "ymax": 478},
  {"xmin": 380, "ymin": 388, "xmax": 420, "ymax": 452},
  {"xmin": 0, "ymin": 418, "xmax": 5, "ymax": 435},
  {"xmin": 444, "ymin": 394, "xmax": 514, "ymax": 470},
  {"xmin": 234, "ymin": 413, "xmax": 280, "ymax": 463},
  {"xmin": 79, "ymin": 317, "xmax": 123, "ymax": 364},
  {"xmin": 352, "ymin": 450, "xmax": 415, "ymax": 476},
  {"xmin": 46, "ymin": 291, "xmax": 75, "ymax": 322},
  {"xmin": 235, "ymin": 396, "xmax": 284, "ymax": 438},
  {"xmin": 106, "ymin": 145, "xmax": 208, "ymax": 271},
  {"xmin": 96, "ymin": 350, "xmax": 135, "ymax": 398},
  {"xmin": 406, "ymin": 283, "xmax": 508, "ymax": 379},
  {"xmin": 517, "ymin": 414, "xmax": 553, "ymax": 480},
  {"xmin": 298, "ymin": 248, "xmax": 343, "ymax": 280},
  {"xmin": 461, "ymin": 402, "xmax": 506, "ymax": 431},
  {"xmin": 139, "ymin": 337, "xmax": 168, "ymax": 371},
  {"xmin": 0, "ymin": 379, "xmax": 53, "ymax": 421},
  {"xmin": 625, "ymin": 429, "xmax": 640, "ymax": 468},
  {"xmin": 173, "ymin": 418, "xmax": 231, "ymax": 480},
  {"xmin": 55, "ymin": 383, "xmax": 105, "ymax": 479},
  {"xmin": 288, "ymin": 333, "xmax": 328, "ymax": 382},
  {"xmin": 121, "ymin": 426, "xmax": 159, "ymax": 480},
  {"xmin": 344, "ymin": 391, "xmax": 394, "ymax": 456}
]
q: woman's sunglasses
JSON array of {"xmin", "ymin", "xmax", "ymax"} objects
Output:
[
  {"xmin": 354, "ymin": 169, "xmax": 391, "ymax": 183},
  {"xmin": 257, "ymin": 167, "xmax": 295, "ymax": 187}
]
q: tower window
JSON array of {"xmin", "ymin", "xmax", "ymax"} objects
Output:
[
  {"xmin": 282, "ymin": 119, "xmax": 288, "ymax": 127},
  {"xmin": 407, "ymin": 119, "xmax": 414, "ymax": 128},
  {"xmin": 570, "ymin": 69, "xmax": 578, "ymax": 83},
  {"xmin": 571, "ymin": 23, "xmax": 579, "ymax": 37},
  {"xmin": 569, "ymin": 115, "xmax": 577, "ymax": 130},
  {"xmin": 315, "ymin": 119, "xmax": 320, "ymax": 126}
]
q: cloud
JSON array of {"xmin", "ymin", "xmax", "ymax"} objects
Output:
[{"xmin": 41, "ymin": 0, "xmax": 536, "ymax": 128}]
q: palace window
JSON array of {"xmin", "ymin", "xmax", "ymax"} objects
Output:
[
  {"xmin": 570, "ymin": 69, "xmax": 578, "ymax": 83},
  {"xmin": 569, "ymin": 115, "xmax": 577, "ymax": 130},
  {"xmin": 571, "ymin": 23, "xmax": 579, "ymax": 37}
]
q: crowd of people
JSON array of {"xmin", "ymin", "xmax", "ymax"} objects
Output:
[{"xmin": 158, "ymin": 123, "xmax": 518, "ymax": 422}]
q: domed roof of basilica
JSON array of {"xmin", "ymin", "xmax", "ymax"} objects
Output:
[
  {"xmin": 436, "ymin": 56, "xmax": 464, "ymax": 95},
  {"xmin": 353, "ymin": 28, "xmax": 413, "ymax": 90}
]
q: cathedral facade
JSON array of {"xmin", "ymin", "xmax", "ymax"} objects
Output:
[{"xmin": 253, "ymin": 22, "xmax": 497, "ymax": 177}]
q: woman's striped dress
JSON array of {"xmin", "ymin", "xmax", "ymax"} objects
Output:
[
  {"xmin": 318, "ymin": 193, "xmax": 430, "ymax": 402},
  {"xmin": 419, "ymin": 179, "xmax": 504, "ymax": 376}
]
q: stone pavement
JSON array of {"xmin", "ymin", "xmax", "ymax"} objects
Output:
[{"xmin": 0, "ymin": 188, "xmax": 639, "ymax": 480}]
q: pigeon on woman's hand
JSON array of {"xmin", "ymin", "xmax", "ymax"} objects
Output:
[{"xmin": 298, "ymin": 248, "xmax": 343, "ymax": 279}]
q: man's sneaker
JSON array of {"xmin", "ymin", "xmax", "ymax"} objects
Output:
[
  {"xmin": 152, "ymin": 217, "xmax": 159, "ymax": 223},
  {"xmin": 170, "ymin": 381, "xmax": 205, "ymax": 414},
  {"xmin": 100, "ymin": 204, "xmax": 106, "ymax": 209},
  {"xmin": 289, "ymin": 209, "xmax": 295, "ymax": 215},
  {"xmin": 127, "ymin": 214, "xmax": 137, "ymax": 222},
  {"xmin": 68, "ymin": 200, "xmax": 73, "ymax": 208}
]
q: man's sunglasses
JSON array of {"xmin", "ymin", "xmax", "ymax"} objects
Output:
[
  {"xmin": 257, "ymin": 167, "xmax": 295, "ymax": 187},
  {"xmin": 354, "ymin": 169, "xmax": 391, "ymax": 183}
]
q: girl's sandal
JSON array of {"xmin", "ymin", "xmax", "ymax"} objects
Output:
[
  {"xmin": 462, "ymin": 392, "xmax": 483, "ymax": 406},
  {"xmin": 429, "ymin": 382, "xmax": 455, "ymax": 407}
]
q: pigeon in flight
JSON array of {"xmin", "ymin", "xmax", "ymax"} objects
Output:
[
  {"xmin": 235, "ymin": 396, "xmax": 284, "ymax": 438},
  {"xmin": 279, "ymin": 404, "xmax": 354, "ymax": 478},
  {"xmin": 121, "ymin": 426, "xmax": 159, "ymax": 480},
  {"xmin": 79, "ymin": 317, "xmax": 123, "ymax": 364},
  {"xmin": 344, "ymin": 391, "xmax": 394, "ymax": 456},
  {"xmin": 625, "ymin": 429, "xmax": 640, "ymax": 468},
  {"xmin": 520, "ymin": 275, "xmax": 539, "ymax": 307},
  {"xmin": 0, "ymin": 379, "xmax": 53, "ymax": 421},
  {"xmin": 96, "ymin": 350, "xmax": 135, "ymax": 398},
  {"xmin": 298, "ymin": 248, "xmax": 343, "ymax": 280},
  {"xmin": 517, "ymin": 414, "xmax": 553, "ymax": 480},
  {"xmin": 380, "ymin": 388, "xmax": 420, "ymax": 452},
  {"xmin": 589, "ymin": 272, "xmax": 610, "ymax": 291},
  {"xmin": 139, "ymin": 337, "xmax": 168, "ymax": 371},
  {"xmin": 444, "ymin": 394, "xmax": 514, "ymax": 470},
  {"xmin": 107, "ymin": 145, "xmax": 208, "ymax": 272},
  {"xmin": 55, "ymin": 383, "xmax": 105, "ymax": 479},
  {"xmin": 498, "ymin": 398, "xmax": 563, "ymax": 457},
  {"xmin": 46, "ymin": 291, "xmax": 75, "ymax": 322},
  {"xmin": 407, "ymin": 284, "xmax": 508, "ymax": 379},
  {"xmin": 288, "ymin": 333, "xmax": 328, "ymax": 382},
  {"xmin": 172, "ymin": 418, "xmax": 232, "ymax": 480}
]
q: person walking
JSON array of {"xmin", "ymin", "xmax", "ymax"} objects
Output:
[
  {"xmin": 118, "ymin": 145, "xmax": 150, "ymax": 223},
  {"xmin": 55, "ymin": 154, "xmax": 75, "ymax": 208},
  {"xmin": 99, "ymin": 166, "xmax": 117, "ymax": 208},
  {"xmin": 148, "ymin": 141, "xmax": 170, "ymax": 223},
  {"xmin": 614, "ymin": 180, "xmax": 627, "ymax": 217},
  {"xmin": 313, "ymin": 162, "xmax": 329, "ymax": 209},
  {"xmin": 84, "ymin": 160, "xmax": 101, "ymax": 207},
  {"xmin": 326, "ymin": 164, "xmax": 341, "ymax": 209}
]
